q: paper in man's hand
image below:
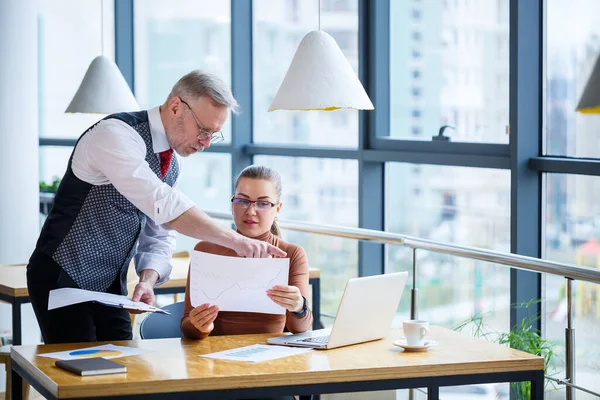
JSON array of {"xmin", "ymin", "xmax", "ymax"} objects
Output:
[{"xmin": 48, "ymin": 288, "xmax": 170, "ymax": 314}]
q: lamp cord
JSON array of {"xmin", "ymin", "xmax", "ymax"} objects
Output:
[
  {"xmin": 318, "ymin": 0, "xmax": 321, "ymax": 30},
  {"xmin": 100, "ymin": 0, "xmax": 104, "ymax": 55}
]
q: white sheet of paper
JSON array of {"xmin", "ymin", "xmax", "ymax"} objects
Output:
[
  {"xmin": 48, "ymin": 288, "xmax": 169, "ymax": 314},
  {"xmin": 190, "ymin": 250, "xmax": 289, "ymax": 314},
  {"xmin": 38, "ymin": 344, "xmax": 152, "ymax": 361},
  {"xmin": 199, "ymin": 344, "xmax": 312, "ymax": 363}
]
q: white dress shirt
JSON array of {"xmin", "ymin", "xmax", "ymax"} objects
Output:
[{"xmin": 71, "ymin": 106, "xmax": 195, "ymax": 285}]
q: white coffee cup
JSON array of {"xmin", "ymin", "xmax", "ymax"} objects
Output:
[{"xmin": 403, "ymin": 320, "xmax": 429, "ymax": 346}]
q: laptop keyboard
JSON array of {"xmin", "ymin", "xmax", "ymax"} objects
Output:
[{"xmin": 299, "ymin": 335, "xmax": 330, "ymax": 344}]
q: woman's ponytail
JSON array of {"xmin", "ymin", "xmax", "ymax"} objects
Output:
[{"xmin": 270, "ymin": 218, "xmax": 282, "ymax": 237}]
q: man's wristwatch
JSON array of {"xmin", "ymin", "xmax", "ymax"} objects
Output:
[{"xmin": 291, "ymin": 296, "xmax": 309, "ymax": 317}]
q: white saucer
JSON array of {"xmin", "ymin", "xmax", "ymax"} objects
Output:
[{"xmin": 392, "ymin": 338, "xmax": 439, "ymax": 352}]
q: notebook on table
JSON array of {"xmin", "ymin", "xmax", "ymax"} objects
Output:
[{"xmin": 55, "ymin": 358, "xmax": 127, "ymax": 376}]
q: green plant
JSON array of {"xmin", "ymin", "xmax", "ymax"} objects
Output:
[
  {"xmin": 39, "ymin": 177, "xmax": 61, "ymax": 193},
  {"xmin": 455, "ymin": 299, "xmax": 557, "ymax": 400}
]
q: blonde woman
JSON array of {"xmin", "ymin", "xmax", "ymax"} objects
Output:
[{"xmin": 181, "ymin": 165, "xmax": 313, "ymax": 339}]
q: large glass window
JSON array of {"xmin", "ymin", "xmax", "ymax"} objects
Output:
[
  {"xmin": 544, "ymin": 173, "xmax": 600, "ymax": 399},
  {"xmin": 39, "ymin": 146, "xmax": 73, "ymax": 227},
  {"xmin": 134, "ymin": 0, "xmax": 232, "ymax": 143},
  {"xmin": 38, "ymin": 0, "xmax": 114, "ymax": 139},
  {"xmin": 390, "ymin": 0, "xmax": 509, "ymax": 143},
  {"xmin": 386, "ymin": 163, "xmax": 510, "ymax": 331},
  {"xmin": 254, "ymin": 156, "xmax": 358, "ymax": 319},
  {"xmin": 253, "ymin": 0, "xmax": 359, "ymax": 148},
  {"xmin": 546, "ymin": 0, "xmax": 600, "ymax": 157},
  {"xmin": 175, "ymin": 153, "xmax": 231, "ymax": 253},
  {"xmin": 39, "ymin": 146, "xmax": 73, "ymax": 185}
]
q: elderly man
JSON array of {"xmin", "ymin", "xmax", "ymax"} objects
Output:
[{"xmin": 27, "ymin": 70, "xmax": 285, "ymax": 344}]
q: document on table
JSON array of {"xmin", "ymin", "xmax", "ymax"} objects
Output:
[
  {"xmin": 200, "ymin": 344, "xmax": 312, "ymax": 363},
  {"xmin": 190, "ymin": 250, "xmax": 289, "ymax": 314},
  {"xmin": 48, "ymin": 288, "xmax": 170, "ymax": 314},
  {"xmin": 38, "ymin": 344, "xmax": 152, "ymax": 361}
]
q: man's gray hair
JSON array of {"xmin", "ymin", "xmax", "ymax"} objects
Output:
[{"xmin": 167, "ymin": 70, "xmax": 240, "ymax": 114}]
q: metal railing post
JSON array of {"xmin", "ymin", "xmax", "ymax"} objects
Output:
[
  {"xmin": 411, "ymin": 248, "xmax": 418, "ymax": 320},
  {"xmin": 409, "ymin": 247, "xmax": 418, "ymax": 400},
  {"xmin": 566, "ymin": 278, "xmax": 575, "ymax": 400}
]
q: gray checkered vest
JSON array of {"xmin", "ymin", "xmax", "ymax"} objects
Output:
[{"xmin": 33, "ymin": 111, "xmax": 179, "ymax": 294}]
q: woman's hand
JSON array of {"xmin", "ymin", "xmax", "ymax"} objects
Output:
[
  {"xmin": 189, "ymin": 303, "xmax": 219, "ymax": 334},
  {"xmin": 267, "ymin": 285, "xmax": 303, "ymax": 313}
]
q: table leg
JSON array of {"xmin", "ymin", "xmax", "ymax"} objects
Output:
[
  {"xmin": 11, "ymin": 362, "xmax": 23, "ymax": 400},
  {"xmin": 530, "ymin": 370, "xmax": 544, "ymax": 400},
  {"xmin": 427, "ymin": 385, "xmax": 439, "ymax": 400},
  {"xmin": 311, "ymin": 278, "xmax": 321, "ymax": 330},
  {"xmin": 4, "ymin": 355, "xmax": 10, "ymax": 400},
  {"xmin": 12, "ymin": 300, "xmax": 22, "ymax": 346}
]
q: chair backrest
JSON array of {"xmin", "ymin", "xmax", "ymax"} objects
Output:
[{"xmin": 139, "ymin": 301, "xmax": 185, "ymax": 339}]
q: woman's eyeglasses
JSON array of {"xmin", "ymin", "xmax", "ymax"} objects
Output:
[
  {"xmin": 179, "ymin": 97, "xmax": 224, "ymax": 144},
  {"xmin": 231, "ymin": 197, "xmax": 278, "ymax": 212}
]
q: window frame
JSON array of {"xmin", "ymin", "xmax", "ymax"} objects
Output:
[{"xmin": 40, "ymin": 0, "xmax": 600, "ymax": 335}]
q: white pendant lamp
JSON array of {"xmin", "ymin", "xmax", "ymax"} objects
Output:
[
  {"xmin": 268, "ymin": 3, "xmax": 373, "ymax": 112},
  {"xmin": 65, "ymin": 1, "xmax": 139, "ymax": 114},
  {"xmin": 576, "ymin": 53, "xmax": 600, "ymax": 114},
  {"xmin": 66, "ymin": 55, "xmax": 140, "ymax": 114}
]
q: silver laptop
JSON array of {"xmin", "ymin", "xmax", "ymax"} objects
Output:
[{"xmin": 267, "ymin": 271, "xmax": 408, "ymax": 349}]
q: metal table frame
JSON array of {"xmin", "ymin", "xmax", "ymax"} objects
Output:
[
  {"xmin": 0, "ymin": 292, "xmax": 27, "ymax": 346},
  {"xmin": 11, "ymin": 360, "xmax": 544, "ymax": 400}
]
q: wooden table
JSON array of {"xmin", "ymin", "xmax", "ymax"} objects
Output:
[
  {"xmin": 0, "ymin": 259, "xmax": 322, "ymax": 346},
  {"xmin": 10, "ymin": 326, "xmax": 544, "ymax": 400},
  {"xmin": 0, "ymin": 264, "xmax": 29, "ymax": 345}
]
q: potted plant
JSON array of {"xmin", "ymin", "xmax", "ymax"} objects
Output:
[
  {"xmin": 39, "ymin": 177, "xmax": 60, "ymax": 215},
  {"xmin": 455, "ymin": 299, "xmax": 557, "ymax": 400},
  {"xmin": 39, "ymin": 177, "xmax": 61, "ymax": 193}
]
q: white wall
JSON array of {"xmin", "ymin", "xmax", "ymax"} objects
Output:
[{"xmin": 0, "ymin": 0, "xmax": 42, "ymax": 392}]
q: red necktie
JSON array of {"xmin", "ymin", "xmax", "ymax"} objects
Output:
[{"xmin": 159, "ymin": 149, "xmax": 173, "ymax": 178}]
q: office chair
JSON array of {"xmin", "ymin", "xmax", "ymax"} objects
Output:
[{"xmin": 139, "ymin": 301, "xmax": 185, "ymax": 339}]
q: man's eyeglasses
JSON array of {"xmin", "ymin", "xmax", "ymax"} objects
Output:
[
  {"xmin": 179, "ymin": 97, "xmax": 224, "ymax": 144},
  {"xmin": 231, "ymin": 197, "xmax": 278, "ymax": 212}
]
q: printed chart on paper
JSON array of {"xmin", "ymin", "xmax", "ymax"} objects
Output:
[
  {"xmin": 190, "ymin": 250, "xmax": 289, "ymax": 314},
  {"xmin": 200, "ymin": 344, "xmax": 312, "ymax": 363}
]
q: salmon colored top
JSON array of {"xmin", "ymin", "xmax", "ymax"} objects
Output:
[{"xmin": 181, "ymin": 231, "xmax": 313, "ymax": 339}]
